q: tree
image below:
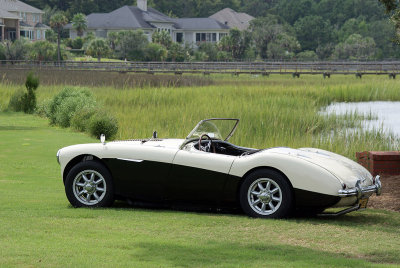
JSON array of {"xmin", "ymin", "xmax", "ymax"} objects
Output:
[
  {"xmin": 294, "ymin": 15, "xmax": 334, "ymax": 51},
  {"xmin": 368, "ymin": 19, "xmax": 400, "ymax": 58},
  {"xmin": 167, "ymin": 43, "xmax": 191, "ymax": 62},
  {"xmin": 276, "ymin": 0, "xmax": 316, "ymax": 25},
  {"xmin": 145, "ymin": 43, "xmax": 168, "ymax": 61},
  {"xmin": 3, "ymin": 39, "xmax": 31, "ymax": 61},
  {"xmin": 218, "ymin": 29, "xmax": 252, "ymax": 60},
  {"xmin": 337, "ymin": 18, "xmax": 369, "ymax": 42},
  {"xmin": 30, "ymin": 40, "xmax": 58, "ymax": 61},
  {"xmin": 72, "ymin": 13, "xmax": 87, "ymax": 37},
  {"xmin": 296, "ymin": 50, "xmax": 318, "ymax": 61},
  {"xmin": 50, "ymin": 12, "xmax": 68, "ymax": 62},
  {"xmin": 115, "ymin": 30, "xmax": 149, "ymax": 61},
  {"xmin": 379, "ymin": 0, "xmax": 400, "ymax": 42},
  {"xmin": 42, "ymin": 5, "xmax": 58, "ymax": 25},
  {"xmin": 199, "ymin": 42, "xmax": 219, "ymax": 61},
  {"xmin": 107, "ymin": 31, "xmax": 119, "ymax": 50},
  {"xmin": 86, "ymin": 38, "xmax": 111, "ymax": 61},
  {"xmin": 152, "ymin": 30, "xmax": 173, "ymax": 48},
  {"xmin": 332, "ymin": 34, "xmax": 376, "ymax": 59},
  {"xmin": 45, "ymin": 29, "xmax": 58, "ymax": 42},
  {"xmin": 239, "ymin": 0, "xmax": 277, "ymax": 17},
  {"xmin": 0, "ymin": 43, "xmax": 5, "ymax": 61},
  {"xmin": 249, "ymin": 15, "xmax": 298, "ymax": 59},
  {"xmin": 267, "ymin": 32, "xmax": 300, "ymax": 60}
]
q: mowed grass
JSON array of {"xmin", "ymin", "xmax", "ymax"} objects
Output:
[
  {"xmin": 0, "ymin": 112, "xmax": 399, "ymax": 267},
  {"xmin": 1, "ymin": 74, "xmax": 400, "ymax": 159}
]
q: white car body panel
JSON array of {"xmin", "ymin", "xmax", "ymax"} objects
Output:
[{"xmin": 60, "ymin": 139, "xmax": 369, "ymax": 197}]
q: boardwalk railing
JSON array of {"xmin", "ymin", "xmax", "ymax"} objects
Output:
[{"xmin": 1, "ymin": 60, "xmax": 400, "ymax": 77}]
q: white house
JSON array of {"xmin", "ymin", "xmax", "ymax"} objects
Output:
[{"xmin": 65, "ymin": 0, "xmax": 230, "ymax": 45}]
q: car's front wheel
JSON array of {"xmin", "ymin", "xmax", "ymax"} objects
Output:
[
  {"xmin": 65, "ymin": 160, "xmax": 114, "ymax": 208},
  {"xmin": 239, "ymin": 169, "xmax": 293, "ymax": 218}
]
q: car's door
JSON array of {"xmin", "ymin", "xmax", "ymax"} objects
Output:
[
  {"xmin": 103, "ymin": 144, "xmax": 179, "ymax": 201},
  {"xmin": 166, "ymin": 149, "xmax": 236, "ymax": 205}
]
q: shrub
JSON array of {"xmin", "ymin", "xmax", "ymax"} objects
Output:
[
  {"xmin": 0, "ymin": 43, "xmax": 5, "ymax": 60},
  {"xmin": 35, "ymin": 99, "xmax": 51, "ymax": 117},
  {"xmin": 7, "ymin": 90, "xmax": 25, "ymax": 112},
  {"xmin": 71, "ymin": 107, "xmax": 97, "ymax": 132},
  {"xmin": 7, "ymin": 72, "xmax": 39, "ymax": 114},
  {"xmin": 296, "ymin": 50, "xmax": 318, "ymax": 61},
  {"xmin": 89, "ymin": 113, "xmax": 118, "ymax": 139},
  {"xmin": 23, "ymin": 72, "xmax": 39, "ymax": 114},
  {"xmin": 48, "ymin": 87, "xmax": 96, "ymax": 127},
  {"xmin": 72, "ymin": 37, "xmax": 84, "ymax": 49},
  {"xmin": 30, "ymin": 41, "xmax": 58, "ymax": 61},
  {"xmin": 145, "ymin": 43, "xmax": 167, "ymax": 61},
  {"xmin": 198, "ymin": 43, "xmax": 218, "ymax": 61}
]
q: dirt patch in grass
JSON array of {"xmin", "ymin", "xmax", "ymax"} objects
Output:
[{"xmin": 369, "ymin": 175, "xmax": 400, "ymax": 212}]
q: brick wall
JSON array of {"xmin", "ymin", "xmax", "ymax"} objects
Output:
[{"xmin": 356, "ymin": 151, "xmax": 400, "ymax": 176}]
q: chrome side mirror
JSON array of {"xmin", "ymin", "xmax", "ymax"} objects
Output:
[{"xmin": 100, "ymin": 134, "xmax": 106, "ymax": 145}]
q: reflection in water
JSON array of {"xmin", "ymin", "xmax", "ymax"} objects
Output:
[{"xmin": 323, "ymin": 101, "xmax": 400, "ymax": 138}]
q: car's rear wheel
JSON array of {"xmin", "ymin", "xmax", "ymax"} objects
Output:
[
  {"xmin": 65, "ymin": 160, "xmax": 114, "ymax": 208},
  {"xmin": 240, "ymin": 169, "xmax": 293, "ymax": 218}
]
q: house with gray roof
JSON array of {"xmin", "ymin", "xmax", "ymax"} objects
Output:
[
  {"xmin": 210, "ymin": 8, "xmax": 254, "ymax": 31},
  {"xmin": 0, "ymin": 0, "xmax": 49, "ymax": 41},
  {"xmin": 65, "ymin": 0, "xmax": 229, "ymax": 46}
]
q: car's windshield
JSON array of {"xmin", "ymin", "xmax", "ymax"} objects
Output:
[{"xmin": 186, "ymin": 118, "xmax": 239, "ymax": 141}]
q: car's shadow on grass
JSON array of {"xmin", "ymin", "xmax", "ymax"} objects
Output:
[
  {"xmin": 103, "ymin": 200, "xmax": 400, "ymax": 230},
  {"xmin": 110, "ymin": 200, "xmax": 244, "ymax": 216}
]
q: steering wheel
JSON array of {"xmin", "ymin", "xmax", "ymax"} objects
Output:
[{"xmin": 199, "ymin": 134, "xmax": 215, "ymax": 153}]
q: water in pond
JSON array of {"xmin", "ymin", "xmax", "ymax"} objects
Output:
[{"xmin": 323, "ymin": 101, "xmax": 400, "ymax": 137}]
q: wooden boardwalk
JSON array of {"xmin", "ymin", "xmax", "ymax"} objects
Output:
[{"xmin": 1, "ymin": 60, "xmax": 400, "ymax": 78}]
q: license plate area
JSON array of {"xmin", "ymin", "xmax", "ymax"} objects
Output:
[{"xmin": 359, "ymin": 198, "xmax": 369, "ymax": 209}]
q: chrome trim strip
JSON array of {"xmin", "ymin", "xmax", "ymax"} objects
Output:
[
  {"xmin": 117, "ymin": 158, "xmax": 144, "ymax": 163},
  {"xmin": 56, "ymin": 150, "xmax": 60, "ymax": 164},
  {"xmin": 338, "ymin": 175, "xmax": 381, "ymax": 197}
]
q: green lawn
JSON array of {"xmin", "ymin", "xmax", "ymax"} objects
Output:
[{"xmin": 0, "ymin": 112, "xmax": 399, "ymax": 267}]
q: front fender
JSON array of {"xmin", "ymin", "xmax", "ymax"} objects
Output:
[{"xmin": 230, "ymin": 151, "xmax": 343, "ymax": 196}]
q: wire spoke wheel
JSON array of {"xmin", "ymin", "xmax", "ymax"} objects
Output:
[
  {"xmin": 72, "ymin": 170, "xmax": 107, "ymax": 206},
  {"xmin": 247, "ymin": 178, "xmax": 283, "ymax": 216}
]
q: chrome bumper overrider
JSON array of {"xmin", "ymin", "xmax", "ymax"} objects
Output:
[
  {"xmin": 338, "ymin": 175, "xmax": 382, "ymax": 198},
  {"xmin": 318, "ymin": 176, "xmax": 381, "ymax": 217}
]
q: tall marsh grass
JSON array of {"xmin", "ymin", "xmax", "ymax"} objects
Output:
[
  {"xmin": 0, "ymin": 69, "xmax": 213, "ymax": 88},
  {"xmin": 1, "ymin": 74, "xmax": 399, "ymax": 159}
]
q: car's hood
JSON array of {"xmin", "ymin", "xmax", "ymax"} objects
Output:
[{"xmin": 266, "ymin": 147, "xmax": 373, "ymax": 187}]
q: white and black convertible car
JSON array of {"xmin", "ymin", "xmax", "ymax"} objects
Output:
[{"xmin": 57, "ymin": 118, "xmax": 381, "ymax": 218}]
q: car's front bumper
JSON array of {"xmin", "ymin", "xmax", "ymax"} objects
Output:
[
  {"xmin": 338, "ymin": 175, "xmax": 382, "ymax": 198},
  {"xmin": 318, "ymin": 175, "xmax": 382, "ymax": 217}
]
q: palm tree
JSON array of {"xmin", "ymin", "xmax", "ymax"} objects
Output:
[
  {"xmin": 72, "ymin": 13, "xmax": 88, "ymax": 37},
  {"xmin": 86, "ymin": 38, "xmax": 111, "ymax": 62},
  {"xmin": 50, "ymin": 12, "xmax": 68, "ymax": 63}
]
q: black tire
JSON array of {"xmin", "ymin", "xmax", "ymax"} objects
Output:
[
  {"xmin": 239, "ymin": 169, "xmax": 294, "ymax": 218},
  {"xmin": 65, "ymin": 160, "xmax": 114, "ymax": 208}
]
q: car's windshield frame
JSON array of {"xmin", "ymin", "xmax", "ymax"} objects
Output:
[{"xmin": 185, "ymin": 118, "xmax": 240, "ymax": 141}]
